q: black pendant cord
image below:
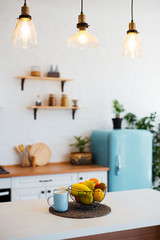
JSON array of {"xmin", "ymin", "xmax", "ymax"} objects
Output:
[
  {"xmin": 131, "ymin": 0, "xmax": 133, "ymax": 21},
  {"xmin": 81, "ymin": 0, "xmax": 83, "ymax": 14}
]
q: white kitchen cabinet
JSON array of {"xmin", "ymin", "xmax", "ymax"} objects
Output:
[
  {"xmin": 0, "ymin": 178, "xmax": 11, "ymax": 188},
  {"xmin": 11, "ymin": 173, "xmax": 77, "ymax": 189},
  {"xmin": 78, "ymin": 171, "xmax": 107, "ymax": 185},
  {"xmin": 11, "ymin": 173, "xmax": 77, "ymax": 202},
  {"xmin": 10, "ymin": 171, "xmax": 108, "ymax": 201},
  {"xmin": 12, "ymin": 187, "xmax": 46, "ymax": 201}
]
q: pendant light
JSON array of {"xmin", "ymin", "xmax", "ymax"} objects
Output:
[
  {"xmin": 12, "ymin": 0, "xmax": 37, "ymax": 49},
  {"xmin": 122, "ymin": 0, "xmax": 142, "ymax": 58},
  {"xmin": 67, "ymin": 0, "xmax": 99, "ymax": 49}
]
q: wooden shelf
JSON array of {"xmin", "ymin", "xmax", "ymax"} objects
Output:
[
  {"xmin": 28, "ymin": 106, "xmax": 81, "ymax": 109},
  {"xmin": 28, "ymin": 106, "xmax": 83, "ymax": 120},
  {"xmin": 16, "ymin": 75, "xmax": 73, "ymax": 92}
]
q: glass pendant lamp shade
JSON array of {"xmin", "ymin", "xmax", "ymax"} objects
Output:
[
  {"xmin": 12, "ymin": 0, "xmax": 37, "ymax": 49},
  {"xmin": 67, "ymin": 30, "xmax": 99, "ymax": 49},
  {"xmin": 122, "ymin": 32, "xmax": 142, "ymax": 58},
  {"xmin": 12, "ymin": 18, "xmax": 37, "ymax": 49},
  {"xmin": 67, "ymin": 0, "xmax": 99, "ymax": 49},
  {"xmin": 122, "ymin": 0, "xmax": 142, "ymax": 58}
]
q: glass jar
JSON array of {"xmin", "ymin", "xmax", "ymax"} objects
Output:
[
  {"xmin": 36, "ymin": 95, "xmax": 42, "ymax": 106},
  {"xmin": 61, "ymin": 94, "xmax": 69, "ymax": 107},
  {"xmin": 31, "ymin": 66, "xmax": 41, "ymax": 77},
  {"xmin": 48, "ymin": 94, "xmax": 56, "ymax": 106}
]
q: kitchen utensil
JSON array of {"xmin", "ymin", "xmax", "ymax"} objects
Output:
[
  {"xmin": 25, "ymin": 146, "xmax": 31, "ymax": 167},
  {"xmin": 21, "ymin": 145, "xmax": 31, "ymax": 168},
  {"xmin": 30, "ymin": 156, "xmax": 36, "ymax": 168},
  {"xmin": 15, "ymin": 145, "xmax": 25, "ymax": 166},
  {"xmin": 18, "ymin": 144, "xmax": 25, "ymax": 154},
  {"xmin": 28, "ymin": 145, "xmax": 32, "ymax": 152},
  {"xmin": 22, "ymin": 155, "xmax": 26, "ymax": 167},
  {"xmin": 30, "ymin": 143, "xmax": 51, "ymax": 166},
  {"xmin": 15, "ymin": 146, "xmax": 23, "ymax": 155}
]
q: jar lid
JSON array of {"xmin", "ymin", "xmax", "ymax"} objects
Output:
[{"xmin": 49, "ymin": 94, "xmax": 55, "ymax": 97}]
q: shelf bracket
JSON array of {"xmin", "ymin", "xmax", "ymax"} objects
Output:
[
  {"xmin": 72, "ymin": 109, "xmax": 77, "ymax": 120},
  {"xmin": 61, "ymin": 81, "xmax": 65, "ymax": 92},
  {"xmin": 21, "ymin": 78, "xmax": 25, "ymax": 91},
  {"xmin": 33, "ymin": 108, "xmax": 37, "ymax": 120}
]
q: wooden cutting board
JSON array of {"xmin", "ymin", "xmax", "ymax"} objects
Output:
[{"xmin": 30, "ymin": 143, "xmax": 51, "ymax": 166}]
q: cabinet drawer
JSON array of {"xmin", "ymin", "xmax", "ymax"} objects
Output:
[
  {"xmin": 78, "ymin": 171, "xmax": 107, "ymax": 185},
  {"xmin": 11, "ymin": 173, "xmax": 77, "ymax": 189},
  {"xmin": 12, "ymin": 187, "xmax": 46, "ymax": 201},
  {"xmin": 0, "ymin": 178, "xmax": 11, "ymax": 189}
]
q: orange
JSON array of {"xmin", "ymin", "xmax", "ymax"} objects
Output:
[{"xmin": 89, "ymin": 178, "xmax": 100, "ymax": 187}]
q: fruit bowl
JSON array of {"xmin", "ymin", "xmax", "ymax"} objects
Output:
[{"xmin": 68, "ymin": 185, "xmax": 107, "ymax": 210}]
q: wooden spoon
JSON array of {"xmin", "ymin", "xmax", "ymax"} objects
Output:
[
  {"xmin": 15, "ymin": 146, "xmax": 22, "ymax": 155},
  {"xmin": 24, "ymin": 146, "xmax": 31, "ymax": 167},
  {"xmin": 18, "ymin": 144, "xmax": 25, "ymax": 154}
]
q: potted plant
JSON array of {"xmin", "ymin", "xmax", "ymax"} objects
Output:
[
  {"xmin": 112, "ymin": 100, "xmax": 125, "ymax": 129},
  {"xmin": 69, "ymin": 136, "xmax": 92, "ymax": 165}
]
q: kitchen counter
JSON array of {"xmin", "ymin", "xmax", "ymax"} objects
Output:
[
  {"xmin": 0, "ymin": 163, "xmax": 109, "ymax": 178},
  {"xmin": 0, "ymin": 189, "xmax": 160, "ymax": 240}
]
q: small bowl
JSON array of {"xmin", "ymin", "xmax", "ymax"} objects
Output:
[{"xmin": 68, "ymin": 185, "xmax": 107, "ymax": 209}]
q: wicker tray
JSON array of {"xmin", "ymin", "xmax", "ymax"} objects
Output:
[{"xmin": 49, "ymin": 202, "xmax": 111, "ymax": 219}]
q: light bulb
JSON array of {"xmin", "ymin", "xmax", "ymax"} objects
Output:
[
  {"xmin": 122, "ymin": 32, "xmax": 142, "ymax": 58},
  {"xmin": 67, "ymin": 30, "xmax": 99, "ymax": 49},
  {"xmin": 12, "ymin": 18, "xmax": 37, "ymax": 49}
]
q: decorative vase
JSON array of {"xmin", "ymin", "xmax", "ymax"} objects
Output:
[
  {"xmin": 70, "ymin": 152, "xmax": 92, "ymax": 165},
  {"xmin": 112, "ymin": 118, "xmax": 123, "ymax": 129}
]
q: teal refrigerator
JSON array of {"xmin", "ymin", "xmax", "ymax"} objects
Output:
[{"xmin": 91, "ymin": 130, "xmax": 152, "ymax": 192}]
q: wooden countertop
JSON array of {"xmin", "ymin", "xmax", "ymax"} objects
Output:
[{"xmin": 0, "ymin": 162, "xmax": 109, "ymax": 178}]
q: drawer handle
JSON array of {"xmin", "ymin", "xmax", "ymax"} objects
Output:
[
  {"xmin": 48, "ymin": 190, "xmax": 51, "ymax": 193},
  {"xmin": 39, "ymin": 179, "xmax": 53, "ymax": 183},
  {"xmin": 79, "ymin": 177, "xmax": 83, "ymax": 180},
  {"xmin": 41, "ymin": 191, "xmax": 45, "ymax": 194},
  {"xmin": 0, "ymin": 191, "xmax": 9, "ymax": 196}
]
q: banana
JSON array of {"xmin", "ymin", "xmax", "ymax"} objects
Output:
[
  {"xmin": 72, "ymin": 184, "xmax": 92, "ymax": 192},
  {"xmin": 71, "ymin": 190, "xmax": 86, "ymax": 197},
  {"xmin": 71, "ymin": 183, "xmax": 92, "ymax": 197}
]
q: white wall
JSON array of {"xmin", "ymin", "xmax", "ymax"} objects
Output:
[{"xmin": 0, "ymin": 0, "xmax": 160, "ymax": 165}]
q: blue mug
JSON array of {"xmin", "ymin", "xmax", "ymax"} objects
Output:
[{"xmin": 47, "ymin": 190, "xmax": 68, "ymax": 212}]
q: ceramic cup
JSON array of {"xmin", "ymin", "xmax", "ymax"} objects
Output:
[
  {"xmin": 54, "ymin": 187, "xmax": 68, "ymax": 192},
  {"xmin": 47, "ymin": 189, "xmax": 68, "ymax": 212}
]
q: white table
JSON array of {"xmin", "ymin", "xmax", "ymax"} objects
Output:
[{"xmin": 0, "ymin": 189, "xmax": 160, "ymax": 240}]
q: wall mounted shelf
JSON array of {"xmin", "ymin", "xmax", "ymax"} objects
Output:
[
  {"xmin": 28, "ymin": 106, "xmax": 83, "ymax": 120},
  {"xmin": 16, "ymin": 76, "xmax": 73, "ymax": 92}
]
